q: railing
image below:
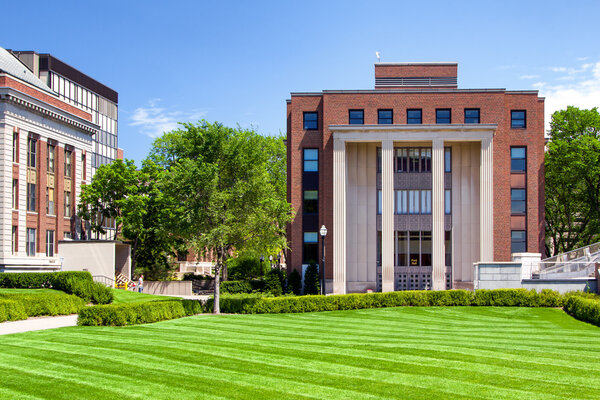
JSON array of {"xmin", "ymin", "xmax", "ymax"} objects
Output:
[
  {"xmin": 92, "ymin": 275, "xmax": 115, "ymax": 287},
  {"xmin": 542, "ymin": 242, "xmax": 600, "ymax": 263}
]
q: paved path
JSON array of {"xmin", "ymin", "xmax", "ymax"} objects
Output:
[{"xmin": 0, "ymin": 315, "xmax": 78, "ymax": 335}]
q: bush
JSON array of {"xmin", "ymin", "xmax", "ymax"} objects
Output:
[
  {"xmin": 220, "ymin": 279, "xmax": 266, "ymax": 294},
  {"xmin": 564, "ymin": 296, "xmax": 600, "ymax": 327},
  {"xmin": 0, "ymin": 299, "xmax": 27, "ymax": 322},
  {"xmin": 264, "ymin": 269, "xmax": 285, "ymax": 296},
  {"xmin": 78, "ymin": 300, "xmax": 185, "ymax": 326},
  {"xmin": 227, "ymin": 253, "xmax": 269, "ymax": 280},
  {"xmin": 0, "ymin": 271, "xmax": 112, "ymax": 304},
  {"xmin": 218, "ymin": 289, "xmax": 567, "ymax": 314},
  {"xmin": 288, "ymin": 269, "xmax": 302, "ymax": 295},
  {"xmin": 0, "ymin": 291, "xmax": 85, "ymax": 321},
  {"xmin": 181, "ymin": 299, "xmax": 210, "ymax": 315},
  {"xmin": 303, "ymin": 264, "xmax": 320, "ymax": 295}
]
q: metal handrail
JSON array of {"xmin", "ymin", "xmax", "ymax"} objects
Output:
[{"xmin": 92, "ymin": 275, "xmax": 115, "ymax": 287}]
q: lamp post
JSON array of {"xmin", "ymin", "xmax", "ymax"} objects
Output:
[
  {"xmin": 320, "ymin": 225, "xmax": 327, "ymax": 295},
  {"xmin": 269, "ymin": 255, "xmax": 273, "ymax": 269}
]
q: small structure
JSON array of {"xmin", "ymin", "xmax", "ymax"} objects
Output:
[{"xmin": 58, "ymin": 240, "xmax": 131, "ymax": 286}]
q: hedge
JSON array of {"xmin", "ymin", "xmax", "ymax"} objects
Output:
[
  {"xmin": 0, "ymin": 272, "xmax": 113, "ymax": 304},
  {"xmin": 0, "ymin": 291, "xmax": 85, "ymax": 322},
  {"xmin": 220, "ymin": 280, "xmax": 265, "ymax": 294},
  {"xmin": 216, "ymin": 288, "xmax": 567, "ymax": 314},
  {"xmin": 78, "ymin": 298, "xmax": 210, "ymax": 326},
  {"xmin": 563, "ymin": 295, "xmax": 600, "ymax": 327}
]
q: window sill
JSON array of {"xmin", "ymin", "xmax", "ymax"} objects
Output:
[{"xmin": 510, "ymin": 171, "xmax": 526, "ymax": 174}]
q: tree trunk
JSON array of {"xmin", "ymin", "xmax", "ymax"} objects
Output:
[{"xmin": 213, "ymin": 262, "xmax": 221, "ymax": 314}]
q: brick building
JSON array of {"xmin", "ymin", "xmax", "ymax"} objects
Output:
[
  {"xmin": 286, "ymin": 63, "xmax": 545, "ymax": 293},
  {"xmin": 0, "ymin": 47, "xmax": 108, "ymax": 272}
]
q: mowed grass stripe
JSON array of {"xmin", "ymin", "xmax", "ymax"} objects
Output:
[
  {"xmin": 1, "ymin": 307, "xmax": 599, "ymax": 399},
  {"xmin": 14, "ymin": 326, "xmax": 593, "ymax": 400}
]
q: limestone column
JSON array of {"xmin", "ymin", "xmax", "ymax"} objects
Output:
[
  {"xmin": 381, "ymin": 140, "xmax": 394, "ymax": 292},
  {"xmin": 480, "ymin": 137, "xmax": 494, "ymax": 261},
  {"xmin": 432, "ymin": 139, "xmax": 446, "ymax": 290},
  {"xmin": 333, "ymin": 138, "xmax": 347, "ymax": 294}
]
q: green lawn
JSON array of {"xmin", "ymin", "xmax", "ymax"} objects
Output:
[
  {"xmin": 1, "ymin": 307, "xmax": 599, "ymax": 399},
  {"xmin": 110, "ymin": 288, "xmax": 177, "ymax": 304},
  {"xmin": 0, "ymin": 288, "xmax": 64, "ymax": 295}
]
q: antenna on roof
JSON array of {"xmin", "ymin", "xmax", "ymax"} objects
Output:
[{"xmin": 375, "ymin": 51, "xmax": 381, "ymax": 63}]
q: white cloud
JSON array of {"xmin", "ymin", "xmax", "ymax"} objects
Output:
[
  {"xmin": 537, "ymin": 60, "xmax": 600, "ymax": 134},
  {"xmin": 129, "ymin": 99, "xmax": 208, "ymax": 138},
  {"xmin": 519, "ymin": 74, "xmax": 539, "ymax": 80}
]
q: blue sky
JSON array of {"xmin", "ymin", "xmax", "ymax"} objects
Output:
[{"xmin": 2, "ymin": 0, "xmax": 599, "ymax": 163}]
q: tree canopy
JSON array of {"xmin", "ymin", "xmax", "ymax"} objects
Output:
[{"xmin": 545, "ymin": 106, "xmax": 600, "ymax": 255}]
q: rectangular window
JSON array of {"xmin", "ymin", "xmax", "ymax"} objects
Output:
[
  {"xmin": 397, "ymin": 231, "xmax": 408, "ymax": 266},
  {"xmin": 64, "ymin": 191, "xmax": 72, "ymax": 217},
  {"xmin": 445, "ymin": 231, "xmax": 452, "ymax": 267},
  {"xmin": 511, "ymin": 147, "xmax": 526, "ymax": 172},
  {"xmin": 303, "ymin": 232, "xmax": 319, "ymax": 265},
  {"xmin": 12, "ymin": 226, "xmax": 17, "ymax": 254},
  {"xmin": 421, "ymin": 148, "xmax": 431, "ymax": 173},
  {"xmin": 46, "ymin": 230, "xmax": 55, "ymax": 257},
  {"xmin": 409, "ymin": 231, "xmax": 420, "ymax": 266},
  {"xmin": 47, "ymin": 187, "xmax": 55, "ymax": 215},
  {"xmin": 436, "ymin": 109, "xmax": 451, "ymax": 124},
  {"xmin": 64, "ymin": 232, "xmax": 72, "ymax": 240},
  {"xmin": 27, "ymin": 183, "xmax": 36, "ymax": 212},
  {"xmin": 303, "ymin": 190, "xmax": 318, "ymax": 213},
  {"xmin": 303, "ymin": 149, "xmax": 318, "ymax": 172},
  {"xmin": 377, "ymin": 147, "xmax": 382, "ymax": 173},
  {"xmin": 464, "ymin": 108, "xmax": 480, "ymax": 124},
  {"xmin": 377, "ymin": 190, "xmax": 382, "ymax": 214},
  {"xmin": 349, "ymin": 109, "xmax": 364, "ymax": 125},
  {"xmin": 12, "ymin": 179, "xmax": 18, "ymax": 209},
  {"xmin": 396, "ymin": 148, "xmax": 408, "ymax": 173},
  {"xmin": 511, "ymin": 230, "xmax": 527, "ymax": 253},
  {"xmin": 64, "ymin": 150, "xmax": 72, "ymax": 178},
  {"xmin": 511, "ymin": 110, "xmax": 526, "ymax": 129},
  {"xmin": 408, "ymin": 148, "xmax": 420, "ymax": 172},
  {"xmin": 421, "ymin": 190, "xmax": 432, "ymax": 214},
  {"xmin": 303, "ymin": 112, "xmax": 318, "ymax": 130},
  {"xmin": 47, "ymin": 144, "xmax": 55, "ymax": 173},
  {"xmin": 378, "ymin": 109, "xmax": 393, "ymax": 124},
  {"xmin": 408, "ymin": 190, "xmax": 420, "ymax": 214},
  {"xmin": 27, "ymin": 138, "xmax": 37, "ymax": 168},
  {"xmin": 407, "ymin": 109, "xmax": 422, "ymax": 124},
  {"xmin": 13, "ymin": 132, "xmax": 18, "ymax": 163},
  {"xmin": 396, "ymin": 190, "xmax": 408, "ymax": 214},
  {"xmin": 511, "ymin": 189, "xmax": 526, "ymax": 215},
  {"xmin": 445, "ymin": 190, "xmax": 452, "ymax": 214},
  {"xmin": 444, "ymin": 147, "xmax": 452, "ymax": 172},
  {"xmin": 421, "ymin": 231, "xmax": 432, "ymax": 267},
  {"xmin": 26, "ymin": 228, "xmax": 36, "ymax": 256}
]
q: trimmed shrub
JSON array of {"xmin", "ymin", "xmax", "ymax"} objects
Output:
[
  {"xmin": 288, "ymin": 269, "xmax": 302, "ymax": 295},
  {"xmin": 303, "ymin": 264, "xmax": 320, "ymax": 295},
  {"xmin": 221, "ymin": 280, "xmax": 252, "ymax": 294},
  {"xmin": 264, "ymin": 269, "xmax": 285, "ymax": 296},
  {"xmin": 0, "ymin": 292, "xmax": 85, "ymax": 317},
  {"xmin": 78, "ymin": 301, "xmax": 185, "ymax": 326},
  {"xmin": 0, "ymin": 271, "xmax": 112, "ymax": 304},
  {"xmin": 181, "ymin": 299, "xmax": 210, "ymax": 316},
  {"xmin": 564, "ymin": 296, "xmax": 600, "ymax": 327},
  {"xmin": 219, "ymin": 289, "xmax": 567, "ymax": 315},
  {"xmin": 0, "ymin": 299, "xmax": 27, "ymax": 322}
]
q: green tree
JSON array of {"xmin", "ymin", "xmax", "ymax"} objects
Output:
[
  {"xmin": 288, "ymin": 269, "xmax": 302, "ymax": 295},
  {"xmin": 303, "ymin": 264, "xmax": 320, "ymax": 295},
  {"xmin": 545, "ymin": 106, "xmax": 600, "ymax": 255},
  {"xmin": 153, "ymin": 121, "xmax": 293, "ymax": 313}
]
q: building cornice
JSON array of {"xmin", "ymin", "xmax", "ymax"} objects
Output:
[
  {"xmin": 290, "ymin": 89, "xmax": 539, "ymax": 96},
  {"xmin": 330, "ymin": 124, "xmax": 497, "ymax": 142},
  {"xmin": 0, "ymin": 86, "xmax": 98, "ymax": 136}
]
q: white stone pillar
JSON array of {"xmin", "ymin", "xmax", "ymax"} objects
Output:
[
  {"xmin": 432, "ymin": 139, "xmax": 446, "ymax": 290},
  {"xmin": 480, "ymin": 137, "xmax": 494, "ymax": 261},
  {"xmin": 333, "ymin": 138, "xmax": 347, "ymax": 294},
  {"xmin": 381, "ymin": 140, "xmax": 394, "ymax": 292}
]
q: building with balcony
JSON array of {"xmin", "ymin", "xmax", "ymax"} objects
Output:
[{"xmin": 286, "ymin": 62, "xmax": 545, "ymax": 293}]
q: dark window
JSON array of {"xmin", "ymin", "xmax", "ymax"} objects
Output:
[
  {"xmin": 27, "ymin": 138, "xmax": 37, "ymax": 168},
  {"xmin": 407, "ymin": 109, "xmax": 422, "ymax": 124},
  {"xmin": 64, "ymin": 150, "xmax": 72, "ymax": 178},
  {"xmin": 511, "ymin": 110, "xmax": 526, "ymax": 129},
  {"xmin": 13, "ymin": 132, "xmax": 18, "ymax": 163},
  {"xmin": 511, "ymin": 147, "xmax": 526, "ymax": 172},
  {"xmin": 349, "ymin": 109, "xmax": 364, "ymax": 124},
  {"xmin": 377, "ymin": 147, "xmax": 382, "ymax": 173},
  {"xmin": 511, "ymin": 230, "xmax": 527, "ymax": 253},
  {"xmin": 378, "ymin": 109, "xmax": 393, "ymax": 124},
  {"xmin": 511, "ymin": 189, "xmax": 526, "ymax": 214},
  {"xmin": 303, "ymin": 232, "xmax": 319, "ymax": 265},
  {"xmin": 303, "ymin": 112, "xmax": 318, "ymax": 130},
  {"xmin": 303, "ymin": 149, "xmax": 318, "ymax": 172},
  {"xmin": 409, "ymin": 231, "xmax": 420, "ymax": 266},
  {"xmin": 436, "ymin": 109, "xmax": 451, "ymax": 124},
  {"xmin": 27, "ymin": 183, "xmax": 36, "ymax": 212},
  {"xmin": 64, "ymin": 191, "xmax": 71, "ymax": 217},
  {"xmin": 303, "ymin": 190, "xmax": 318, "ymax": 213},
  {"xmin": 420, "ymin": 148, "xmax": 431, "ymax": 173},
  {"xmin": 445, "ymin": 231, "xmax": 452, "ymax": 267},
  {"xmin": 421, "ymin": 231, "xmax": 432, "ymax": 267},
  {"xmin": 397, "ymin": 231, "xmax": 408, "ymax": 266},
  {"xmin": 26, "ymin": 228, "xmax": 36, "ymax": 256},
  {"xmin": 464, "ymin": 108, "xmax": 480, "ymax": 124}
]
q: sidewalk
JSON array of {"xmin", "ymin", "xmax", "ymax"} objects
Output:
[{"xmin": 0, "ymin": 315, "xmax": 78, "ymax": 335}]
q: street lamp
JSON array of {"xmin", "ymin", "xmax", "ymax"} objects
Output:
[
  {"xmin": 320, "ymin": 225, "xmax": 328, "ymax": 295},
  {"xmin": 269, "ymin": 255, "xmax": 273, "ymax": 269}
]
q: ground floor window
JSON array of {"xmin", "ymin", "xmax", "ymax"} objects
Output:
[
  {"xmin": 511, "ymin": 230, "xmax": 527, "ymax": 253},
  {"xmin": 303, "ymin": 232, "xmax": 318, "ymax": 265},
  {"xmin": 46, "ymin": 230, "xmax": 55, "ymax": 257},
  {"xmin": 26, "ymin": 228, "xmax": 36, "ymax": 256}
]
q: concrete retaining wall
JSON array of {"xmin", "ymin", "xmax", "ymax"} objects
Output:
[
  {"xmin": 522, "ymin": 278, "xmax": 597, "ymax": 294},
  {"xmin": 144, "ymin": 281, "xmax": 192, "ymax": 296},
  {"xmin": 474, "ymin": 263, "xmax": 522, "ymax": 289}
]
